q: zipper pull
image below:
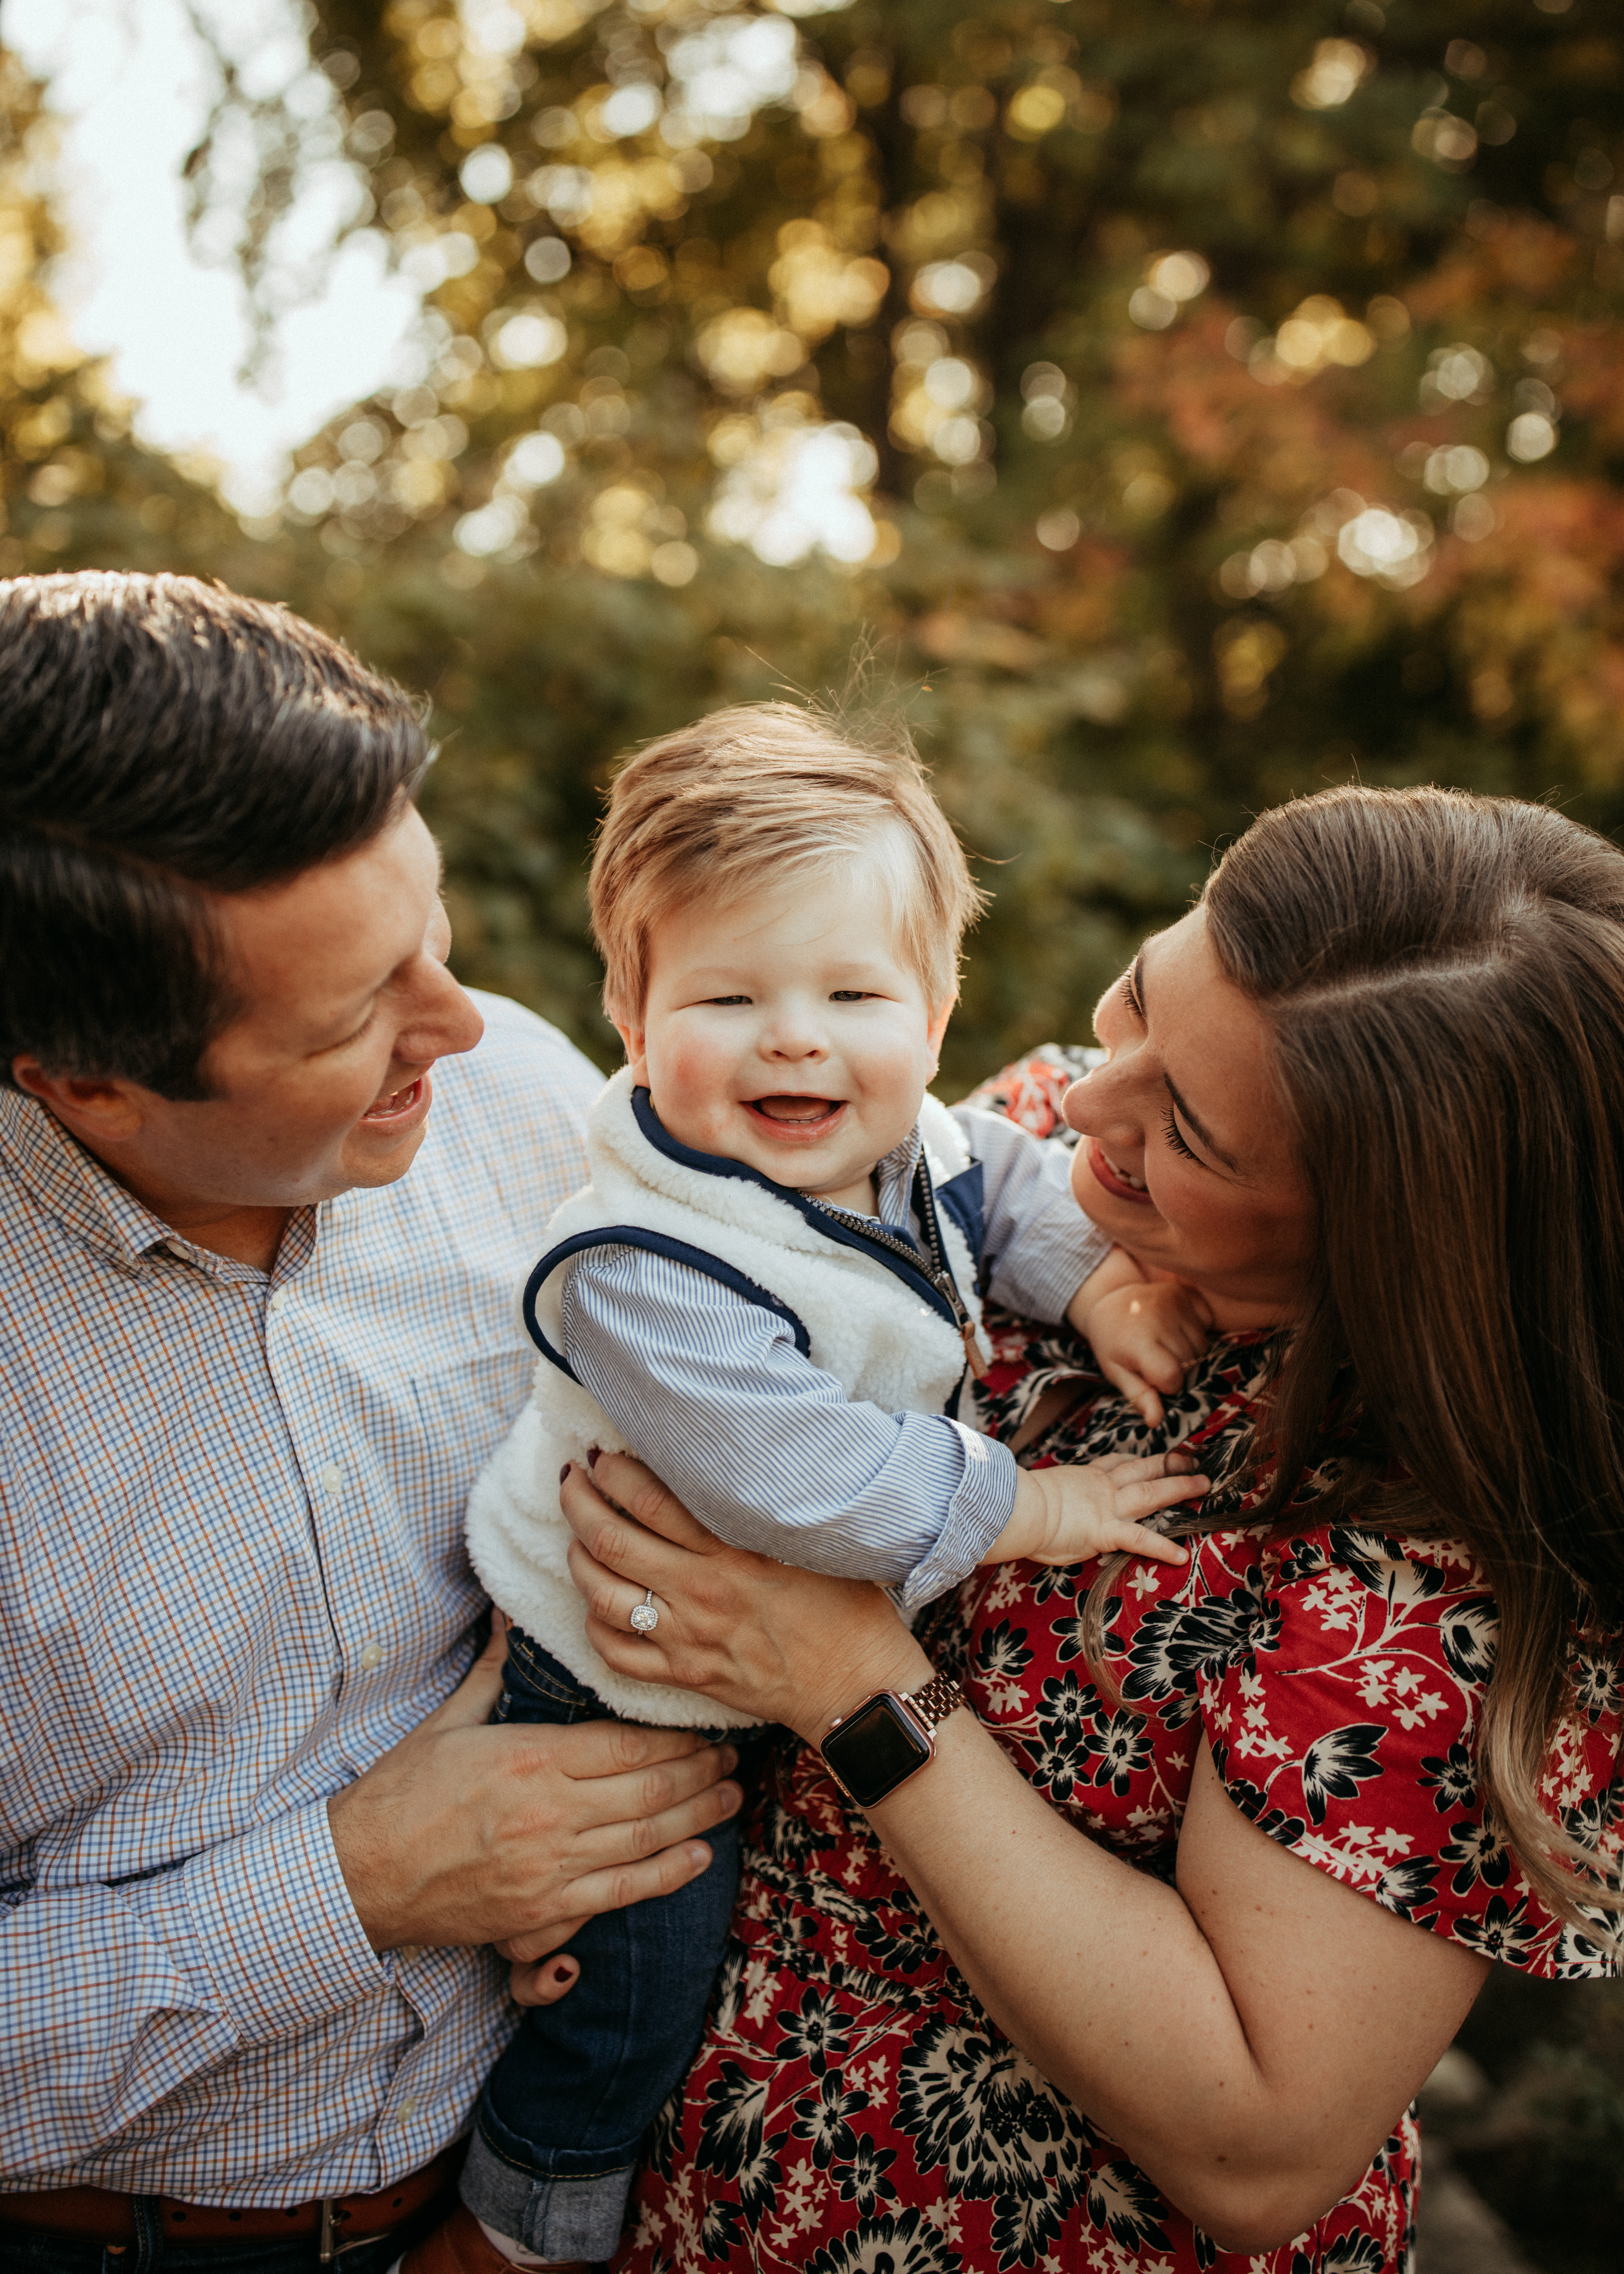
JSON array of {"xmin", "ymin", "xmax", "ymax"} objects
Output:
[{"xmin": 960, "ymin": 1317, "xmax": 989, "ymax": 1380}]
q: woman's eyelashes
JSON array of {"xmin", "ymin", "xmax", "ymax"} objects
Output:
[
  {"xmin": 1162, "ymin": 1104, "xmax": 1201, "ymax": 1164},
  {"xmin": 1122, "ymin": 968, "xmax": 1145, "ymax": 1021}
]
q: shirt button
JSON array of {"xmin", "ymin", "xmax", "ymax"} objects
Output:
[
  {"xmin": 397, "ymin": 2095, "xmax": 419, "ymax": 2120},
  {"xmin": 397, "ymin": 1944, "xmax": 422, "ymax": 1963},
  {"xmin": 359, "ymin": 1642, "xmax": 385, "ymax": 1670},
  {"xmin": 319, "ymin": 1462, "xmax": 343, "ymax": 1495}
]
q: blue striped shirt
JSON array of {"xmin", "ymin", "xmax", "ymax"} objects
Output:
[
  {"xmin": 0, "ymin": 994, "xmax": 601, "ymax": 2202},
  {"xmin": 562, "ymin": 1107, "xmax": 1109, "ymax": 1612}
]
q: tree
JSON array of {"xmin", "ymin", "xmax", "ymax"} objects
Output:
[{"xmin": 12, "ymin": 2, "xmax": 1624, "ymax": 1089}]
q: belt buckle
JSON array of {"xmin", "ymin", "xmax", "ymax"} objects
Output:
[{"xmin": 319, "ymin": 2201, "xmax": 388, "ymax": 2263}]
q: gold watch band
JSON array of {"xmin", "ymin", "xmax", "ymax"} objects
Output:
[{"xmin": 903, "ymin": 1673, "xmax": 967, "ymax": 1736}]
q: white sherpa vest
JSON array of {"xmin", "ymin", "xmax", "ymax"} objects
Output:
[{"xmin": 465, "ymin": 1067, "xmax": 989, "ymax": 1727}]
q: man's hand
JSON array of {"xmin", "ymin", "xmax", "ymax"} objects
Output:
[{"xmin": 326, "ymin": 1619, "xmax": 742, "ymax": 1959}]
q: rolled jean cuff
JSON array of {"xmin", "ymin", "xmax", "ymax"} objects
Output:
[{"xmin": 459, "ymin": 2125, "xmax": 635, "ymax": 2262}]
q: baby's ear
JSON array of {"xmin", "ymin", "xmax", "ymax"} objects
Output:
[
  {"xmin": 924, "ymin": 994, "xmax": 957, "ymax": 1076},
  {"xmin": 608, "ymin": 1004, "xmax": 648, "ymax": 1079}
]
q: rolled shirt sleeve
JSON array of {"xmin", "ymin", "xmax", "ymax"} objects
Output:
[
  {"xmin": 951, "ymin": 1105, "xmax": 1111, "ymax": 1322},
  {"xmin": 564, "ymin": 1247, "xmax": 1018, "ymax": 1611}
]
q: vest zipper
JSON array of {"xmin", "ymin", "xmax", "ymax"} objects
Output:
[{"xmin": 808, "ymin": 1158, "xmax": 988, "ymax": 1380}]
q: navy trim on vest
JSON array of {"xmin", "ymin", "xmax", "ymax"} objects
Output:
[
  {"xmin": 522, "ymin": 1227, "xmax": 813, "ymax": 1381},
  {"xmin": 628, "ymin": 1086, "xmax": 965, "ymax": 1330},
  {"xmin": 934, "ymin": 1161, "xmax": 985, "ymax": 1279}
]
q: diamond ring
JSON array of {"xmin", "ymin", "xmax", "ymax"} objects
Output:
[{"xmin": 629, "ymin": 1588, "xmax": 659, "ymax": 1635}]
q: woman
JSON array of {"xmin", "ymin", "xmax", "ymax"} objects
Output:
[{"xmin": 551, "ymin": 786, "xmax": 1624, "ymax": 2271}]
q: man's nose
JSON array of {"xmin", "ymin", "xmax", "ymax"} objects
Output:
[{"xmin": 395, "ymin": 960, "xmax": 486, "ymax": 1067}]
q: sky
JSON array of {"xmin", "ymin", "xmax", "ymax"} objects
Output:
[{"xmin": 5, "ymin": 0, "xmax": 422, "ymax": 510}]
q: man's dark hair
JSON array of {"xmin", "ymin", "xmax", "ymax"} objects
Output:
[{"xmin": 0, "ymin": 573, "xmax": 431, "ymax": 1099}]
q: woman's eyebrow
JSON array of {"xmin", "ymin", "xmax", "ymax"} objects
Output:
[{"xmin": 1137, "ymin": 956, "xmax": 1244, "ymax": 1174}]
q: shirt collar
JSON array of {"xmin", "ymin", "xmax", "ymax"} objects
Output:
[
  {"xmin": 872, "ymin": 1123, "xmax": 924, "ymax": 1222},
  {"xmin": 0, "ymin": 1089, "xmax": 310, "ymax": 1283}
]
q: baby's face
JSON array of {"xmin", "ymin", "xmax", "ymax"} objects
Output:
[{"xmin": 617, "ymin": 851, "xmax": 950, "ymax": 1210}]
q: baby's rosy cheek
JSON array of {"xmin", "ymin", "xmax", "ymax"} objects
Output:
[{"xmin": 660, "ymin": 1033, "xmax": 736, "ymax": 1099}]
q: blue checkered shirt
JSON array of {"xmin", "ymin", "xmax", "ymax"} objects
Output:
[{"xmin": 0, "ymin": 994, "xmax": 602, "ymax": 2203}]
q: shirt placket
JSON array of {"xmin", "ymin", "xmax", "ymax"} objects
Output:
[{"xmin": 258, "ymin": 1209, "xmax": 402, "ymax": 1696}]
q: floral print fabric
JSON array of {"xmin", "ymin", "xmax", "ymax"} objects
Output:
[{"xmin": 621, "ymin": 1052, "xmax": 1623, "ymax": 2274}]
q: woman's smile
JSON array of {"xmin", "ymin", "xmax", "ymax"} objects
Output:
[{"xmin": 1086, "ymin": 1137, "xmax": 1152, "ymax": 1203}]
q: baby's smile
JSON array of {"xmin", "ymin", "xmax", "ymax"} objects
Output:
[{"xmin": 745, "ymin": 1094, "xmax": 847, "ymax": 1135}]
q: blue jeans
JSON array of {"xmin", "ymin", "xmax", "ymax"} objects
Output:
[{"xmin": 458, "ymin": 1629, "xmax": 741, "ymax": 2264}]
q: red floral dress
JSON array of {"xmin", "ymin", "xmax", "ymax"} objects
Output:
[{"xmin": 621, "ymin": 1051, "xmax": 1624, "ymax": 2274}]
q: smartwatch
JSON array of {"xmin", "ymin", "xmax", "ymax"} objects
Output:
[{"xmin": 819, "ymin": 1673, "xmax": 968, "ymax": 1808}]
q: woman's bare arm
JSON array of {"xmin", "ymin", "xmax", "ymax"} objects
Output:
[{"xmin": 561, "ymin": 1452, "xmax": 1487, "ymax": 2251}]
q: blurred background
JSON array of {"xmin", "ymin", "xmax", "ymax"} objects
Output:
[{"xmin": 0, "ymin": 1, "xmax": 1620, "ymax": 2259}]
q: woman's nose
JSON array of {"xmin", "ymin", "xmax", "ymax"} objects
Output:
[
  {"xmin": 1063, "ymin": 1064, "xmax": 1136, "ymax": 1139},
  {"xmin": 1062, "ymin": 1074, "xmax": 1098, "ymax": 1131}
]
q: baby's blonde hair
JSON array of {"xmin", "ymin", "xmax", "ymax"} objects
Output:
[{"xmin": 589, "ymin": 700, "xmax": 986, "ymax": 1019}]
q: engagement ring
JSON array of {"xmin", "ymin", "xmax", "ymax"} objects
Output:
[{"xmin": 629, "ymin": 1587, "xmax": 659, "ymax": 1635}]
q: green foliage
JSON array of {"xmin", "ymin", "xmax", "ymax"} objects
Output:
[
  {"xmin": 295, "ymin": 0, "xmax": 1624, "ymax": 1077},
  {"xmin": 9, "ymin": 1, "xmax": 1624, "ymax": 1093}
]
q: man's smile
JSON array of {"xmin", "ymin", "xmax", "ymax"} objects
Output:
[{"xmin": 359, "ymin": 1074, "xmax": 430, "ymax": 1127}]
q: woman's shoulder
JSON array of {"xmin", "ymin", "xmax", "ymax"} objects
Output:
[{"xmin": 1187, "ymin": 1520, "xmax": 1624, "ymax": 1980}]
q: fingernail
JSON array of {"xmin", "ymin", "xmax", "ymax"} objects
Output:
[
  {"xmin": 720, "ymin": 1782, "xmax": 742, "ymax": 1814},
  {"xmin": 688, "ymin": 1842, "xmax": 712, "ymax": 1867},
  {"xmin": 553, "ymin": 1962, "xmax": 571, "ymax": 1981},
  {"xmin": 587, "ymin": 1446, "xmax": 601, "ymax": 1469},
  {"xmin": 720, "ymin": 1744, "xmax": 739, "ymax": 1772},
  {"xmin": 559, "ymin": 1463, "xmax": 571, "ymax": 1484}
]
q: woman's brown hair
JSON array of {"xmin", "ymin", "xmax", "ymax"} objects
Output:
[{"xmin": 1140, "ymin": 784, "xmax": 1624, "ymax": 1934}]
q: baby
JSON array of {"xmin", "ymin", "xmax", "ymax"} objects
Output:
[{"xmin": 459, "ymin": 702, "xmax": 1209, "ymax": 2268}]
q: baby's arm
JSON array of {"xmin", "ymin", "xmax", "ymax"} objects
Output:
[
  {"xmin": 950, "ymin": 1107, "xmax": 1212, "ymax": 1426},
  {"xmin": 1065, "ymin": 1250, "xmax": 1214, "ymax": 1428},
  {"xmin": 564, "ymin": 1245, "xmax": 1018, "ymax": 1610}
]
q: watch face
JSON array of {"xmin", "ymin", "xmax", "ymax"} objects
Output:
[{"xmin": 821, "ymin": 1694, "xmax": 931, "ymax": 1808}]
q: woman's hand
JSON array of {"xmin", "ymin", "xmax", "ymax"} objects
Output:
[{"xmin": 559, "ymin": 1452, "xmax": 932, "ymax": 1741}]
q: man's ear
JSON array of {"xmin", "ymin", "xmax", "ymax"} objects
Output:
[
  {"xmin": 608, "ymin": 1008, "xmax": 650, "ymax": 1086},
  {"xmin": 11, "ymin": 1057, "xmax": 150, "ymax": 1146},
  {"xmin": 923, "ymin": 995, "xmax": 957, "ymax": 1085}
]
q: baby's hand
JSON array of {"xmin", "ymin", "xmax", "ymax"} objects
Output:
[
  {"xmin": 985, "ymin": 1454, "xmax": 1208, "ymax": 1571},
  {"xmin": 507, "ymin": 1950, "xmax": 581, "ymax": 2009},
  {"xmin": 1067, "ymin": 1256, "xmax": 1214, "ymax": 1428}
]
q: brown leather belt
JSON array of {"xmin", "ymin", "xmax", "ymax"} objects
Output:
[{"xmin": 0, "ymin": 2141, "xmax": 460, "ymax": 2258}]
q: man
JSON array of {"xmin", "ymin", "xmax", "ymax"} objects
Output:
[{"xmin": 0, "ymin": 575, "xmax": 740, "ymax": 2273}]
